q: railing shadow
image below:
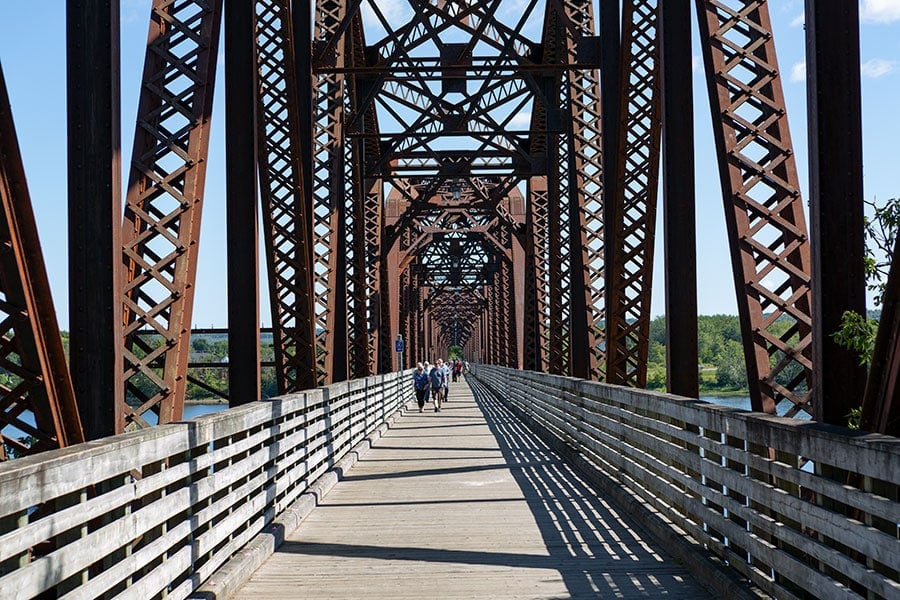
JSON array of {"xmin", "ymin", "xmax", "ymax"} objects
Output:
[
  {"xmin": 272, "ymin": 377, "xmax": 708, "ymax": 598},
  {"xmin": 466, "ymin": 376, "xmax": 709, "ymax": 599}
]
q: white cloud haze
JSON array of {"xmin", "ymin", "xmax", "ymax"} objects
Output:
[
  {"xmin": 861, "ymin": 58, "xmax": 896, "ymax": 77},
  {"xmin": 861, "ymin": 0, "xmax": 900, "ymax": 23}
]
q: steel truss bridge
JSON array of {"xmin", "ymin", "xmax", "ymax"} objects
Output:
[{"xmin": 0, "ymin": 1, "xmax": 898, "ymax": 597}]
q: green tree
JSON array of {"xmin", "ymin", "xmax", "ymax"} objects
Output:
[
  {"xmin": 714, "ymin": 340, "xmax": 747, "ymax": 389},
  {"xmin": 191, "ymin": 336, "xmax": 212, "ymax": 354},
  {"xmin": 834, "ymin": 197, "xmax": 898, "ymax": 364}
]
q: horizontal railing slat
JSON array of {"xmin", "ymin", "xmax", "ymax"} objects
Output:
[
  {"xmin": 474, "ymin": 365, "xmax": 900, "ymax": 600},
  {"xmin": 0, "ymin": 371, "xmax": 413, "ymax": 600}
]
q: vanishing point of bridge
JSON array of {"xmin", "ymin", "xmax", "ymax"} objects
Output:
[{"xmin": 1, "ymin": 1, "xmax": 898, "ymax": 599}]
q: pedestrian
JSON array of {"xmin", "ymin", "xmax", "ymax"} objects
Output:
[
  {"xmin": 413, "ymin": 362, "xmax": 430, "ymax": 413},
  {"xmin": 429, "ymin": 359, "xmax": 445, "ymax": 412},
  {"xmin": 440, "ymin": 358, "xmax": 451, "ymax": 401}
]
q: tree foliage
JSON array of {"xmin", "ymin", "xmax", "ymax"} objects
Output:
[{"xmin": 834, "ymin": 197, "xmax": 898, "ymax": 365}]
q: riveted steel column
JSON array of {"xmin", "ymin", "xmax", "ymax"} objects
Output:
[
  {"xmin": 806, "ymin": 0, "xmax": 867, "ymax": 425},
  {"xmin": 293, "ymin": 0, "xmax": 314, "ymax": 234},
  {"xmin": 600, "ymin": 0, "xmax": 620, "ymax": 386},
  {"xmin": 662, "ymin": 1, "xmax": 698, "ymax": 398},
  {"xmin": 67, "ymin": 0, "xmax": 124, "ymax": 439},
  {"xmin": 226, "ymin": 0, "xmax": 260, "ymax": 406}
]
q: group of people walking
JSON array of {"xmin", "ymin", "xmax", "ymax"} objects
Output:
[{"xmin": 412, "ymin": 359, "xmax": 467, "ymax": 412}]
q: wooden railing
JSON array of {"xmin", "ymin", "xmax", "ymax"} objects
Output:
[
  {"xmin": 473, "ymin": 365, "xmax": 900, "ymax": 600},
  {"xmin": 0, "ymin": 372, "xmax": 412, "ymax": 600}
]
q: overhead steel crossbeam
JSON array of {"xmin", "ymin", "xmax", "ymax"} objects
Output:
[
  {"xmin": 255, "ymin": 0, "xmax": 317, "ymax": 394},
  {"xmin": 312, "ymin": 0, "xmax": 605, "ymax": 380},
  {"xmin": 0, "ymin": 61, "xmax": 83, "ymax": 460},
  {"xmin": 386, "ymin": 177, "xmax": 518, "ymax": 365},
  {"xmin": 120, "ymin": 0, "xmax": 223, "ymax": 428},
  {"xmin": 696, "ymin": 0, "xmax": 813, "ymax": 416},
  {"xmin": 605, "ymin": 0, "xmax": 662, "ymax": 387}
]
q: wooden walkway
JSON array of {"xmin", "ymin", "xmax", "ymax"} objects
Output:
[{"xmin": 234, "ymin": 376, "xmax": 711, "ymax": 599}]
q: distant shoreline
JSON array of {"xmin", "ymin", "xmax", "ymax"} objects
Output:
[{"xmin": 184, "ymin": 398, "xmax": 228, "ymax": 405}]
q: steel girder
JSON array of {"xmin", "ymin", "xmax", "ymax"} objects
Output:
[
  {"xmin": 562, "ymin": 0, "xmax": 605, "ymax": 380},
  {"xmin": 862, "ymin": 241, "xmax": 900, "ymax": 435},
  {"xmin": 605, "ymin": 0, "xmax": 662, "ymax": 388},
  {"xmin": 120, "ymin": 0, "xmax": 223, "ymax": 428},
  {"xmin": 254, "ymin": 0, "xmax": 317, "ymax": 393},
  {"xmin": 696, "ymin": 0, "xmax": 813, "ymax": 416},
  {"xmin": 523, "ymin": 0, "xmax": 603, "ymax": 378},
  {"xmin": 392, "ymin": 192, "xmax": 516, "ymax": 364},
  {"xmin": 312, "ymin": 0, "xmax": 350, "ymax": 384},
  {"xmin": 313, "ymin": 1, "xmax": 601, "ymax": 377},
  {"xmin": 0, "ymin": 62, "xmax": 83, "ymax": 460}
]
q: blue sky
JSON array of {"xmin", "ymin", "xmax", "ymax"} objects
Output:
[{"xmin": 0, "ymin": 1, "xmax": 898, "ymax": 329}]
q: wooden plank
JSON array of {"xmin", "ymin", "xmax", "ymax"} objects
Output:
[{"xmin": 233, "ymin": 378, "xmax": 714, "ymax": 600}]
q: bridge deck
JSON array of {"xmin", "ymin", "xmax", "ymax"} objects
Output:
[{"xmin": 234, "ymin": 376, "xmax": 711, "ymax": 599}]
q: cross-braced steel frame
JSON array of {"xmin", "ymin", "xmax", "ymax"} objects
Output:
[
  {"xmin": 4, "ymin": 1, "xmax": 891, "ymax": 456},
  {"xmin": 696, "ymin": 0, "xmax": 814, "ymax": 416},
  {"xmin": 120, "ymin": 0, "xmax": 223, "ymax": 428},
  {"xmin": 255, "ymin": 0, "xmax": 317, "ymax": 394},
  {"xmin": 310, "ymin": 0, "xmax": 601, "ymax": 381},
  {"xmin": 0, "ymin": 61, "xmax": 83, "ymax": 459},
  {"xmin": 605, "ymin": 0, "xmax": 662, "ymax": 388}
]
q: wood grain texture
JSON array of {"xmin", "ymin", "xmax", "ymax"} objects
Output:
[{"xmin": 234, "ymin": 377, "xmax": 711, "ymax": 599}]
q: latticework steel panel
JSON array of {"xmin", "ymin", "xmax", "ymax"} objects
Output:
[
  {"xmin": 0, "ymin": 63, "xmax": 83, "ymax": 460},
  {"xmin": 605, "ymin": 0, "xmax": 662, "ymax": 388},
  {"xmin": 697, "ymin": 0, "xmax": 813, "ymax": 416},
  {"xmin": 312, "ymin": 0, "xmax": 612, "ymax": 377},
  {"xmin": 254, "ymin": 0, "xmax": 317, "ymax": 393},
  {"xmin": 120, "ymin": 0, "xmax": 223, "ymax": 428},
  {"xmin": 561, "ymin": 0, "xmax": 604, "ymax": 380}
]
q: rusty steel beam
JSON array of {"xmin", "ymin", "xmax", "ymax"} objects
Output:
[
  {"xmin": 67, "ymin": 0, "xmax": 124, "ymax": 440},
  {"xmin": 696, "ymin": 0, "xmax": 813, "ymax": 417},
  {"xmin": 561, "ymin": 0, "xmax": 604, "ymax": 380},
  {"xmin": 0, "ymin": 61, "xmax": 84, "ymax": 460},
  {"xmin": 523, "ymin": 0, "xmax": 603, "ymax": 378},
  {"xmin": 312, "ymin": 0, "xmax": 349, "ymax": 384},
  {"xmin": 255, "ymin": 0, "xmax": 317, "ymax": 394},
  {"xmin": 226, "ymin": 0, "xmax": 261, "ymax": 406},
  {"xmin": 344, "ymin": 13, "xmax": 384, "ymax": 379},
  {"xmin": 805, "ymin": 1, "xmax": 867, "ymax": 425},
  {"xmin": 661, "ymin": 0, "xmax": 699, "ymax": 398},
  {"xmin": 523, "ymin": 177, "xmax": 548, "ymax": 372},
  {"xmin": 605, "ymin": 0, "xmax": 662, "ymax": 388},
  {"xmin": 121, "ymin": 0, "xmax": 223, "ymax": 428},
  {"xmin": 861, "ymin": 240, "xmax": 900, "ymax": 435}
]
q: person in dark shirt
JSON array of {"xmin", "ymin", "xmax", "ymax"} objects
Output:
[
  {"xmin": 413, "ymin": 362, "xmax": 430, "ymax": 413},
  {"xmin": 429, "ymin": 360, "xmax": 445, "ymax": 412}
]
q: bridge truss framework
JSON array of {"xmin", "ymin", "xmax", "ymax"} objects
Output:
[{"xmin": 0, "ymin": 0, "xmax": 896, "ymax": 459}]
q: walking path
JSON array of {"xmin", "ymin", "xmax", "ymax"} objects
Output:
[{"xmin": 233, "ymin": 376, "xmax": 711, "ymax": 599}]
